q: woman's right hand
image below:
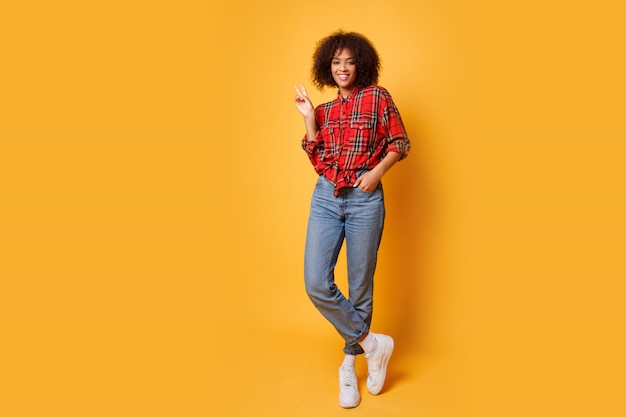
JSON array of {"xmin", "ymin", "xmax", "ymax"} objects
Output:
[{"xmin": 294, "ymin": 84, "xmax": 315, "ymax": 118}]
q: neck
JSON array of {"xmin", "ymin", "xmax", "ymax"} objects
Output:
[{"xmin": 339, "ymin": 86, "xmax": 356, "ymax": 99}]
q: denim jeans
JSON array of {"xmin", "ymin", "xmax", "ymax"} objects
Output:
[{"xmin": 304, "ymin": 174, "xmax": 385, "ymax": 355}]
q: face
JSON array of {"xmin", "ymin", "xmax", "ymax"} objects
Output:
[{"xmin": 331, "ymin": 48, "xmax": 357, "ymax": 97}]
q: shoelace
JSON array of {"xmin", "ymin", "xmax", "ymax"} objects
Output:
[{"xmin": 340, "ymin": 367, "xmax": 357, "ymax": 387}]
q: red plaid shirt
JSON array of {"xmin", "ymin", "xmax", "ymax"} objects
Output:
[{"xmin": 302, "ymin": 85, "xmax": 410, "ymax": 196}]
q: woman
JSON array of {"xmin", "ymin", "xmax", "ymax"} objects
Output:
[{"xmin": 294, "ymin": 30, "xmax": 410, "ymax": 408}]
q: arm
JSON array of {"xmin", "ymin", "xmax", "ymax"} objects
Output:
[{"xmin": 354, "ymin": 90, "xmax": 410, "ymax": 192}]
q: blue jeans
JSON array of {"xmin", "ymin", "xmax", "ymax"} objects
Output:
[{"xmin": 304, "ymin": 175, "xmax": 385, "ymax": 355}]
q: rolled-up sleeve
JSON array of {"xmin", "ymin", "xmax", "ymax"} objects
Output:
[
  {"xmin": 301, "ymin": 107, "xmax": 325, "ymax": 174},
  {"xmin": 381, "ymin": 93, "xmax": 411, "ymax": 160}
]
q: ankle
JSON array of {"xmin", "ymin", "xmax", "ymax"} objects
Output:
[
  {"xmin": 342, "ymin": 355, "xmax": 357, "ymax": 368},
  {"xmin": 359, "ymin": 332, "xmax": 378, "ymax": 355}
]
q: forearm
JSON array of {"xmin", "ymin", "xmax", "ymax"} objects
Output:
[
  {"xmin": 371, "ymin": 151, "xmax": 402, "ymax": 178},
  {"xmin": 354, "ymin": 151, "xmax": 402, "ymax": 192},
  {"xmin": 303, "ymin": 114, "xmax": 318, "ymax": 142}
]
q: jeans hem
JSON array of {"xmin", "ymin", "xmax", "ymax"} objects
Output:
[{"xmin": 343, "ymin": 328, "xmax": 368, "ymax": 355}]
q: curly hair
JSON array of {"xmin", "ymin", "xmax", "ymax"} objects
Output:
[{"xmin": 311, "ymin": 30, "xmax": 380, "ymax": 91}]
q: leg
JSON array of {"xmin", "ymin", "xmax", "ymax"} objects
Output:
[
  {"xmin": 343, "ymin": 183, "xmax": 394, "ymax": 395},
  {"xmin": 342, "ymin": 184, "xmax": 386, "ymax": 354},
  {"xmin": 304, "ymin": 177, "xmax": 369, "ymax": 347}
]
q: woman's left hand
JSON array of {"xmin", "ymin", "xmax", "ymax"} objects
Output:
[{"xmin": 353, "ymin": 170, "xmax": 382, "ymax": 193}]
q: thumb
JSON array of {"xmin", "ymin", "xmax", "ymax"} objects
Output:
[{"xmin": 353, "ymin": 177, "xmax": 362, "ymax": 187}]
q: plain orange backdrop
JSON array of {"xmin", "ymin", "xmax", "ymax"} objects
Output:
[{"xmin": 1, "ymin": 1, "xmax": 625, "ymax": 416}]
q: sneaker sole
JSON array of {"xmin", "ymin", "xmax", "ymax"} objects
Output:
[
  {"xmin": 339, "ymin": 395, "xmax": 361, "ymax": 408},
  {"xmin": 368, "ymin": 336, "xmax": 394, "ymax": 395}
]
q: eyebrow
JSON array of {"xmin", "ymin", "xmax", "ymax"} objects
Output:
[{"xmin": 332, "ymin": 56, "xmax": 355, "ymax": 60}]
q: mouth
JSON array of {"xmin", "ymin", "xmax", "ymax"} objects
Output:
[{"xmin": 336, "ymin": 74, "xmax": 350, "ymax": 81}]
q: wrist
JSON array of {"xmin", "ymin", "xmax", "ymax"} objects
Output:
[{"xmin": 371, "ymin": 163, "xmax": 385, "ymax": 177}]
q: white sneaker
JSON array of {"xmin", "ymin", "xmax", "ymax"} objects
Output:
[
  {"xmin": 365, "ymin": 333, "xmax": 394, "ymax": 395},
  {"xmin": 338, "ymin": 366, "xmax": 360, "ymax": 408}
]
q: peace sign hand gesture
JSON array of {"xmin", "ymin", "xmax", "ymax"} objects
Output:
[{"xmin": 294, "ymin": 84, "xmax": 315, "ymax": 118}]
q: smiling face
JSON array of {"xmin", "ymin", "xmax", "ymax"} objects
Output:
[{"xmin": 331, "ymin": 48, "xmax": 357, "ymax": 98}]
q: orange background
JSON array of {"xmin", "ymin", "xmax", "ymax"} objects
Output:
[{"xmin": 1, "ymin": 1, "xmax": 625, "ymax": 416}]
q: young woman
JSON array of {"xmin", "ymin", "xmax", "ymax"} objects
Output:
[{"xmin": 294, "ymin": 31, "xmax": 410, "ymax": 408}]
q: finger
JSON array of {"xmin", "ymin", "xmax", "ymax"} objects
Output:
[
  {"xmin": 293, "ymin": 85, "xmax": 306, "ymax": 97},
  {"xmin": 353, "ymin": 177, "xmax": 362, "ymax": 187},
  {"xmin": 300, "ymin": 84, "xmax": 309, "ymax": 97}
]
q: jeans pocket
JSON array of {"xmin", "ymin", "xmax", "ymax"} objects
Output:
[{"xmin": 355, "ymin": 186, "xmax": 375, "ymax": 195}]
